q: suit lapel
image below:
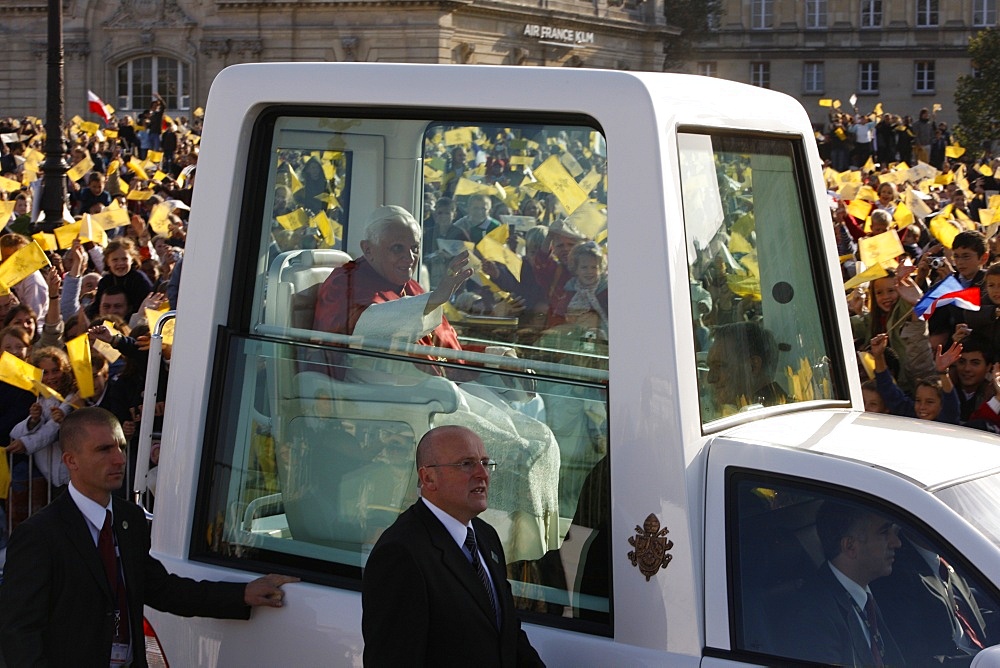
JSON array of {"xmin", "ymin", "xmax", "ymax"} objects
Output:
[
  {"xmin": 53, "ymin": 493, "xmax": 113, "ymax": 601},
  {"xmin": 820, "ymin": 565, "xmax": 871, "ymax": 664},
  {"xmin": 415, "ymin": 501, "xmax": 498, "ymax": 629}
]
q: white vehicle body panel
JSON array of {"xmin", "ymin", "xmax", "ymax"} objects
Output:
[{"xmin": 144, "ymin": 63, "xmax": 1000, "ymax": 666}]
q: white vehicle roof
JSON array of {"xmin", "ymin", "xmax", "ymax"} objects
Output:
[{"xmin": 721, "ymin": 409, "xmax": 1000, "ymax": 489}]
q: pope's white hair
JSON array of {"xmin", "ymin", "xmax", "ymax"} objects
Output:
[{"xmin": 364, "ymin": 205, "xmax": 421, "ymax": 244}]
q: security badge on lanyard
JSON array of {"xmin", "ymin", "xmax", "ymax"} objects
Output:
[{"xmin": 110, "ymin": 542, "xmax": 130, "ymax": 667}]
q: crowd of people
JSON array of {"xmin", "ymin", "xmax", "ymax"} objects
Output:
[
  {"xmin": 825, "ymin": 106, "xmax": 1000, "ymax": 432},
  {"xmin": 0, "ymin": 100, "xmax": 198, "ymax": 552}
]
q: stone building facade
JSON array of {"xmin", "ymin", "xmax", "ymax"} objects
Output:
[
  {"xmin": 0, "ymin": 0, "xmax": 677, "ymax": 120},
  {"xmin": 689, "ymin": 0, "xmax": 998, "ymax": 127}
]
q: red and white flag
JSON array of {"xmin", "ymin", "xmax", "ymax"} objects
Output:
[{"xmin": 87, "ymin": 90, "xmax": 112, "ymax": 124}]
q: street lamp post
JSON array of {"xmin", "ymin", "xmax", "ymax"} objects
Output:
[{"xmin": 39, "ymin": 0, "xmax": 67, "ymax": 232}]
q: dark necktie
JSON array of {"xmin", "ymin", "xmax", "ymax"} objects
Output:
[
  {"xmin": 940, "ymin": 557, "xmax": 984, "ymax": 650},
  {"xmin": 864, "ymin": 593, "xmax": 885, "ymax": 667},
  {"xmin": 464, "ymin": 527, "xmax": 500, "ymax": 628},
  {"xmin": 98, "ymin": 510, "xmax": 130, "ymax": 646}
]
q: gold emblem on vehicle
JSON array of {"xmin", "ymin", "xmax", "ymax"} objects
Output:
[{"xmin": 627, "ymin": 513, "xmax": 673, "ymax": 581}]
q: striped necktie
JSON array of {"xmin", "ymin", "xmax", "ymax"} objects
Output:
[{"xmin": 465, "ymin": 527, "xmax": 500, "ymax": 628}]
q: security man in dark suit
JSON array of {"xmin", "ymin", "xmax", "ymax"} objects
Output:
[
  {"xmin": 362, "ymin": 425, "xmax": 545, "ymax": 667},
  {"xmin": 786, "ymin": 500, "xmax": 906, "ymax": 667},
  {"xmin": 0, "ymin": 407, "xmax": 298, "ymax": 667}
]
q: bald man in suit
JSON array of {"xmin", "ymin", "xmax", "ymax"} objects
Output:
[{"xmin": 362, "ymin": 425, "xmax": 544, "ymax": 667}]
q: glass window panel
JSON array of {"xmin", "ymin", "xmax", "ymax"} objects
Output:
[
  {"xmin": 916, "ymin": 0, "xmax": 939, "ymax": 26},
  {"xmin": 861, "ymin": 0, "xmax": 882, "ymax": 28},
  {"xmin": 199, "ymin": 335, "xmax": 610, "ymax": 625},
  {"xmin": 199, "ymin": 110, "xmax": 612, "ymax": 631},
  {"xmin": 679, "ymin": 133, "xmax": 844, "ymax": 425},
  {"xmin": 806, "ymin": 0, "xmax": 828, "ymax": 28},
  {"xmin": 729, "ymin": 472, "xmax": 1000, "ymax": 663}
]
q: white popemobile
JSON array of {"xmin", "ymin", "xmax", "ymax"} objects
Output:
[{"xmin": 136, "ymin": 63, "xmax": 1000, "ymax": 666}]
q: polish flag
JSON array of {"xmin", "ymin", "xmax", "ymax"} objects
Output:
[{"xmin": 87, "ymin": 90, "xmax": 112, "ymax": 124}]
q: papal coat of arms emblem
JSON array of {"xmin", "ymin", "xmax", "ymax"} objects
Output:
[{"xmin": 627, "ymin": 513, "xmax": 673, "ymax": 581}]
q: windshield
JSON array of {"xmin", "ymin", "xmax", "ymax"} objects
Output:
[{"xmin": 935, "ymin": 471, "xmax": 1000, "ymax": 549}]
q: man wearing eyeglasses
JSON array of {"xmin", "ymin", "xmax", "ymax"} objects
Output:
[{"xmin": 362, "ymin": 425, "xmax": 545, "ymax": 667}]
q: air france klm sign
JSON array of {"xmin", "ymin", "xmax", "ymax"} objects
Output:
[{"xmin": 523, "ymin": 24, "xmax": 595, "ymax": 45}]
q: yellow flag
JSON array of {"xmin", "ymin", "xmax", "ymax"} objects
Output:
[
  {"xmin": 53, "ymin": 222, "xmax": 82, "ymax": 249},
  {"xmin": 148, "ymin": 202, "xmax": 172, "ymax": 235},
  {"xmin": 91, "ymin": 338, "xmax": 121, "ymax": 364},
  {"xmin": 310, "ymin": 210, "xmax": 342, "ymax": 247},
  {"xmin": 91, "ymin": 207, "xmax": 130, "ymax": 230},
  {"xmin": 286, "ymin": 164, "xmax": 303, "ymax": 193},
  {"xmin": 66, "ymin": 154, "xmax": 95, "ymax": 183},
  {"xmin": 152, "ymin": 170, "xmax": 168, "ymax": 183},
  {"xmin": 147, "ymin": 150, "xmax": 164, "ymax": 163},
  {"xmin": 839, "ymin": 170, "xmax": 862, "ymax": 184},
  {"xmin": 444, "ymin": 128, "xmax": 474, "ymax": 146},
  {"xmin": 559, "ymin": 152, "xmax": 584, "ymax": 178},
  {"xmin": 31, "ymin": 233, "xmax": 57, "ymax": 252},
  {"xmin": 578, "ymin": 169, "xmax": 602, "ymax": 196},
  {"xmin": 846, "ymin": 199, "xmax": 872, "ymax": 220},
  {"xmin": 0, "ymin": 201, "xmax": 14, "ymax": 221},
  {"xmin": 79, "ymin": 121, "xmax": 99, "ymax": 136},
  {"xmin": 145, "ymin": 308, "xmax": 174, "ymax": 345},
  {"xmin": 858, "ymin": 351, "xmax": 876, "ymax": 380},
  {"xmin": 873, "ymin": 102, "xmax": 884, "ymax": 116},
  {"xmin": 508, "ymin": 156, "xmax": 534, "ymax": 167},
  {"xmin": 276, "ymin": 208, "xmax": 309, "ymax": 231},
  {"xmin": 315, "ymin": 192, "xmax": 340, "ymax": 208},
  {"xmin": 0, "ymin": 444, "xmax": 9, "ymax": 501},
  {"xmin": 0, "ymin": 241, "xmax": 50, "ymax": 291},
  {"xmin": 126, "ymin": 189, "xmax": 154, "ymax": 201},
  {"xmin": 533, "ymin": 155, "xmax": 589, "ymax": 215},
  {"xmin": 981, "ymin": 164, "xmax": 994, "ymax": 177},
  {"xmin": 945, "ymin": 145, "xmax": 966, "ymax": 159},
  {"xmin": 857, "ymin": 185, "xmax": 878, "ymax": 202},
  {"xmin": 844, "ymin": 263, "xmax": 889, "ymax": 291},
  {"xmin": 475, "ymin": 235, "xmax": 522, "ymax": 282},
  {"xmin": 0, "ymin": 351, "xmax": 42, "ymax": 392},
  {"xmin": 818, "ymin": 99, "xmax": 833, "ymax": 107},
  {"xmin": 979, "ymin": 209, "xmax": 996, "ymax": 227},
  {"xmin": 31, "ymin": 378, "xmax": 64, "ymax": 403},
  {"xmin": 79, "ymin": 215, "xmax": 108, "ymax": 246},
  {"xmin": 453, "ymin": 177, "xmax": 494, "ymax": 197},
  {"xmin": 106, "ymin": 159, "xmax": 120, "ymax": 175},
  {"xmin": 0, "ymin": 175, "xmax": 21, "ymax": 193},
  {"xmin": 127, "ymin": 157, "xmax": 149, "ymax": 180},
  {"xmin": 862, "ymin": 156, "xmax": 876, "ymax": 173},
  {"xmin": 118, "ymin": 178, "xmax": 130, "ymax": 194},
  {"xmin": 66, "ymin": 332, "xmax": 95, "ymax": 399},
  {"xmin": 859, "ymin": 230, "xmax": 904, "ymax": 268},
  {"xmin": 564, "ymin": 201, "xmax": 607, "ymax": 240},
  {"xmin": 930, "ymin": 216, "xmax": 962, "ymax": 249},
  {"xmin": 893, "ymin": 202, "xmax": 914, "ymax": 228},
  {"xmin": 104, "ymin": 129, "xmax": 118, "ymax": 139}
]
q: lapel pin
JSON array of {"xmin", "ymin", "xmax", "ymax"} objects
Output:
[
  {"xmin": 491, "ymin": 551, "xmax": 499, "ymax": 564},
  {"xmin": 121, "ymin": 521, "xmax": 128, "ymax": 530}
]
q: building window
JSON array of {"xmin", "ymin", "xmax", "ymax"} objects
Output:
[
  {"xmin": 915, "ymin": 61, "xmax": 935, "ymax": 93},
  {"xmin": 805, "ymin": 0, "xmax": 828, "ymax": 28},
  {"xmin": 697, "ymin": 62, "xmax": 718, "ymax": 78},
  {"xmin": 860, "ymin": 0, "xmax": 882, "ymax": 28},
  {"xmin": 803, "ymin": 62, "xmax": 825, "ymax": 94},
  {"xmin": 974, "ymin": 0, "xmax": 997, "ymax": 26},
  {"xmin": 116, "ymin": 56, "xmax": 191, "ymax": 112},
  {"xmin": 859, "ymin": 61, "xmax": 879, "ymax": 93},
  {"xmin": 750, "ymin": 0, "xmax": 773, "ymax": 29},
  {"xmin": 916, "ymin": 0, "xmax": 939, "ymax": 26},
  {"xmin": 750, "ymin": 62, "xmax": 770, "ymax": 88}
]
